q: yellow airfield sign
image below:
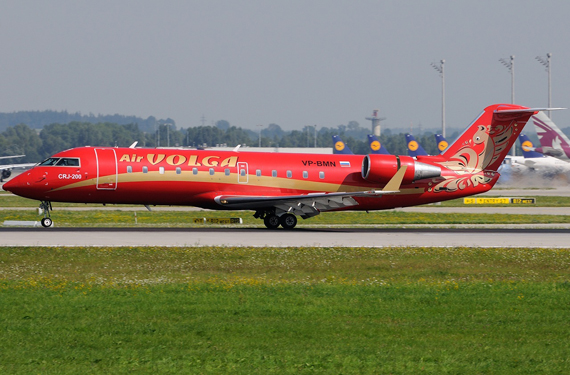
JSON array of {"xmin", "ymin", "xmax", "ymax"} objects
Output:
[
  {"xmin": 463, "ymin": 197, "xmax": 536, "ymax": 205},
  {"xmin": 193, "ymin": 218, "xmax": 243, "ymax": 224}
]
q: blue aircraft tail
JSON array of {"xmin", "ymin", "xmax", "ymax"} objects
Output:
[
  {"xmin": 332, "ymin": 135, "xmax": 353, "ymax": 154},
  {"xmin": 434, "ymin": 134, "xmax": 448, "ymax": 154},
  {"xmin": 519, "ymin": 134, "xmax": 545, "ymax": 159},
  {"xmin": 366, "ymin": 134, "xmax": 390, "ymax": 155},
  {"xmin": 405, "ymin": 134, "xmax": 428, "ymax": 157}
]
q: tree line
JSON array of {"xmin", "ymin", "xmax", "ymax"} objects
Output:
[{"xmin": 0, "ymin": 119, "xmax": 470, "ymax": 164}]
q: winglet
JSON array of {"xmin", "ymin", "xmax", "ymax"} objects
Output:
[{"xmin": 382, "ymin": 165, "xmax": 408, "ymax": 192}]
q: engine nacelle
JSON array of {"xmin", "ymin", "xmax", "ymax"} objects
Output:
[
  {"xmin": 2, "ymin": 169, "xmax": 11, "ymax": 179},
  {"xmin": 361, "ymin": 154, "xmax": 441, "ymax": 185}
]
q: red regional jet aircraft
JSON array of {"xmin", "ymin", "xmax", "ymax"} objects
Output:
[{"xmin": 3, "ymin": 104, "xmax": 547, "ymax": 229}]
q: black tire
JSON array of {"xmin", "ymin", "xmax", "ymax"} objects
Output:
[
  {"xmin": 279, "ymin": 214, "xmax": 297, "ymax": 229},
  {"xmin": 263, "ymin": 214, "xmax": 280, "ymax": 229},
  {"xmin": 41, "ymin": 218, "xmax": 53, "ymax": 228}
]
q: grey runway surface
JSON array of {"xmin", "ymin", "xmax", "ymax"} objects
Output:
[{"xmin": 1, "ymin": 227, "xmax": 569, "ymax": 248}]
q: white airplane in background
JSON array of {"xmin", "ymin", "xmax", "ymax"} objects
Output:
[
  {"xmin": 515, "ymin": 134, "xmax": 570, "ymax": 176},
  {"xmin": 0, "ymin": 155, "xmax": 36, "ymax": 182}
]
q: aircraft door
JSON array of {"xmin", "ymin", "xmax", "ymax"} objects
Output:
[
  {"xmin": 237, "ymin": 162, "xmax": 248, "ymax": 183},
  {"xmin": 95, "ymin": 148, "xmax": 118, "ymax": 190}
]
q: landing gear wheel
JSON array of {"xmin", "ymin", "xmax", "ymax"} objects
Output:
[
  {"xmin": 263, "ymin": 214, "xmax": 280, "ymax": 229},
  {"xmin": 41, "ymin": 217, "xmax": 53, "ymax": 228},
  {"xmin": 279, "ymin": 214, "xmax": 297, "ymax": 229}
]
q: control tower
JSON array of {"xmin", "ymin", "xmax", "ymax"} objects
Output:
[{"xmin": 366, "ymin": 110, "xmax": 386, "ymax": 137}]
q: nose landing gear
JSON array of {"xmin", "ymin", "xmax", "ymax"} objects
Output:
[{"xmin": 39, "ymin": 201, "xmax": 53, "ymax": 228}]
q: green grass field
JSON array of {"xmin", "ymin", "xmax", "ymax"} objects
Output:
[
  {"xmin": 1, "ymin": 246, "xmax": 570, "ymax": 374},
  {"xmin": 2, "ymin": 208, "xmax": 570, "ymax": 227},
  {"xmin": 2, "ymin": 193, "xmax": 570, "ymax": 207}
]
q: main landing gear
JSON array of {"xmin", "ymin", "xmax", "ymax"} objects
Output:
[
  {"xmin": 254, "ymin": 210, "xmax": 298, "ymax": 230},
  {"xmin": 38, "ymin": 201, "xmax": 53, "ymax": 228}
]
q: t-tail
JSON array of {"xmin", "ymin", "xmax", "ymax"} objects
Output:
[
  {"xmin": 405, "ymin": 134, "xmax": 429, "ymax": 157},
  {"xmin": 332, "ymin": 135, "xmax": 353, "ymax": 154},
  {"xmin": 367, "ymin": 134, "xmax": 390, "ymax": 155},
  {"xmin": 438, "ymin": 104, "xmax": 551, "ymax": 173},
  {"xmin": 434, "ymin": 134, "xmax": 448, "ymax": 154},
  {"xmin": 519, "ymin": 134, "xmax": 545, "ymax": 159},
  {"xmin": 531, "ymin": 111, "xmax": 570, "ymax": 160}
]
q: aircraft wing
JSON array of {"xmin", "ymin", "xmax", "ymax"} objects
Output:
[
  {"xmin": 0, "ymin": 155, "xmax": 25, "ymax": 160},
  {"xmin": 214, "ymin": 164, "xmax": 408, "ymax": 218},
  {"xmin": 0, "ymin": 163, "xmax": 36, "ymax": 170},
  {"xmin": 214, "ymin": 189, "xmax": 399, "ymax": 218}
]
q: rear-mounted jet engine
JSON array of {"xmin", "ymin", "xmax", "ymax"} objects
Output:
[{"xmin": 361, "ymin": 154, "xmax": 441, "ymax": 184}]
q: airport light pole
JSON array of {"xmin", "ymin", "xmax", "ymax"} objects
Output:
[
  {"xmin": 431, "ymin": 59, "xmax": 446, "ymax": 137},
  {"xmin": 257, "ymin": 124, "xmax": 263, "ymax": 147},
  {"xmin": 499, "ymin": 55, "xmax": 515, "ymax": 104},
  {"xmin": 166, "ymin": 123, "xmax": 170, "ymax": 147},
  {"xmin": 313, "ymin": 125, "xmax": 317, "ymax": 147},
  {"xmin": 536, "ymin": 53, "xmax": 552, "ymax": 119},
  {"xmin": 499, "ymin": 55, "xmax": 515, "ymax": 156}
]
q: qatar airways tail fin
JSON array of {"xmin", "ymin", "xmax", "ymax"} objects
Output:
[
  {"xmin": 332, "ymin": 135, "xmax": 353, "ymax": 154},
  {"xmin": 366, "ymin": 134, "xmax": 390, "ymax": 155},
  {"xmin": 405, "ymin": 134, "xmax": 428, "ymax": 157},
  {"xmin": 439, "ymin": 104, "xmax": 559, "ymax": 172},
  {"xmin": 531, "ymin": 111, "xmax": 570, "ymax": 160}
]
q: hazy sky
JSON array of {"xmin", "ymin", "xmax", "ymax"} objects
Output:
[{"xmin": 1, "ymin": 0, "xmax": 569, "ymax": 134}]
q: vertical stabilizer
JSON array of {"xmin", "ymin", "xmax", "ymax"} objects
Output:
[
  {"xmin": 367, "ymin": 134, "xmax": 391, "ymax": 155},
  {"xmin": 332, "ymin": 135, "xmax": 353, "ymax": 155},
  {"xmin": 519, "ymin": 134, "xmax": 545, "ymax": 159},
  {"xmin": 531, "ymin": 111, "xmax": 570, "ymax": 160},
  {"xmin": 405, "ymin": 134, "xmax": 429, "ymax": 157},
  {"xmin": 440, "ymin": 104, "xmax": 539, "ymax": 172}
]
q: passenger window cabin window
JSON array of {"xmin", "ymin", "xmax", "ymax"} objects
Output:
[
  {"xmin": 225, "ymin": 168, "xmax": 230, "ymax": 176},
  {"xmin": 192, "ymin": 168, "xmax": 198, "ymax": 175},
  {"xmin": 127, "ymin": 166, "xmax": 132, "ymax": 173},
  {"xmin": 272, "ymin": 170, "xmax": 277, "ymax": 177},
  {"xmin": 209, "ymin": 168, "xmax": 215, "ymax": 175},
  {"xmin": 256, "ymin": 169, "xmax": 261, "ymax": 177},
  {"xmin": 303, "ymin": 171, "xmax": 308, "ymax": 179},
  {"xmin": 159, "ymin": 166, "xmax": 165, "ymax": 174},
  {"xmin": 176, "ymin": 167, "xmax": 181, "ymax": 174},
  {"xmin": 240, "ymin": 169, "xmax": 246, "ymax": 177},
  {"xmin": 287, "ymin": 170, "xmax": 292, "ymax": 178},
  {"xmin": 143, "ymin": 166, "xmax": 148, "ymax": 173},
  {"xmin": 319, "ymin": 171, "xmax": 325, "ymax": 179}
]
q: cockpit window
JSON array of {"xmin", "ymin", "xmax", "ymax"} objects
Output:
[
  {"xmin": 39, "ymin": 158, "xmax": 60, "ymax": 166},
  {"xmin": 56, "ymin": 158, "xmax": 80, "ymax": 166},
  {"xmin": 39, "ymin": 157, "xmax": 80, "ymax": 167}
]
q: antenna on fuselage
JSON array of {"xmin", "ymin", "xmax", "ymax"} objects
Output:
[
  {"xmin": 233, "ymin": 145, "xmax": 241, "ymax": 152},
  {"xmin": 129, "ymin": 141, "xmax": 138, "ymax": 149}
]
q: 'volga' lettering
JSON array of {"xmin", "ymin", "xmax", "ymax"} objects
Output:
[
  {"xmin": 147, "ymin": 154, "xmax": 166, "ymax": 165},
  {"xmin": 220, "ymin": 156, "xmax": 238, "ymax": 168},
  {"xmin": 166, "ymin": 155, "xmax": 187, "ymax": 166},
  {"xmin": 202, "ymin": 156, "xmax": 219, "ymax": 167}
]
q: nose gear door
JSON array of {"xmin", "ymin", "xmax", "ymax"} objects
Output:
[{"xmin": 95, "ymin": 148, "xmax": 118, "ymax": 190}]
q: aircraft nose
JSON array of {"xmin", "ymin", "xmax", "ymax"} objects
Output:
[
  {"xmin": 2, "ymin": 176, "xmax": 17, "ymax": 192},
  {"xmin": 2, "ymin": 172, "xmax": 27, "ymax": 194}
]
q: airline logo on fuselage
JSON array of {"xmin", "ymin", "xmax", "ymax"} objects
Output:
[{"xmin": 119, "ymin": 153, "xmax": 239, "ymax": 167}]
